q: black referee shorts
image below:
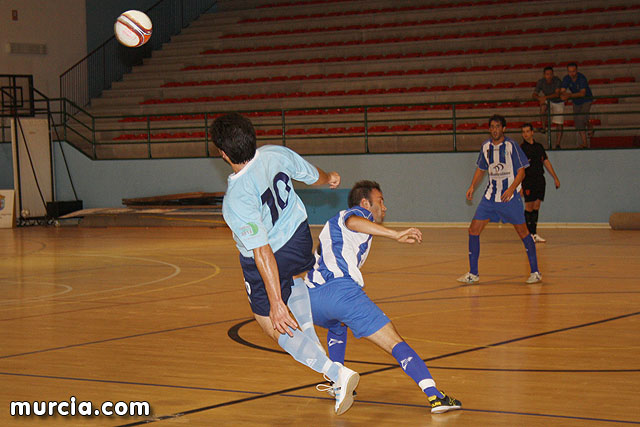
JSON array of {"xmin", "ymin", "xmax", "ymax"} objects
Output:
[{"xmin": 522, "ymin": 177, "xmax": 546, "ymax": 202}]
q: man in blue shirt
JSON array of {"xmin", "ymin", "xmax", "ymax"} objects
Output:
[
  {"xmin": 458, "ymin": 114, "xmax": 541, "ymax": 285},
  {"xmin": 210, "ymin": 113, "xmax": 359, "ymax": 415},
  {"xmin": 306, "ymin": 180, "xmax": 462, "ymax": 414},
  {"xmin": 561, "ymin": 62, "xmax": 593, "ymax": 148}
]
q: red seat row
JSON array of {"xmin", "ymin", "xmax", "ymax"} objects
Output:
[
  {"xmin": 200, "ymin": 21, "xmax": 640, "ymax": 56},
  {"xmin": 244, "ymin": 0, "xmax": 532, "ymax": 22},
  {"xmin": 256, "ymin": 0, "xmax": 524, "ymax": 11},
  {"xmin": 185, "ymin": 39, "xmax": 640, "ymax": 71},
  {"xmin": 122, "ymin": 98, "xmax": 619, "ymax": 123},
  {"xmin": 258, "ymin": 0, "xmax": 353, "ymax": 9},
  {"xmin": 112, "ymin": 119, "xmax": 603, "ymax": 140},
  {"xmin": 169, "ymin": 58, "xmax": 636, "ymax": 88},
  {"xmin": 222, "ymin": 4, "xmax": 639, "ymax": 39},
  {"xmin": 142, "ymin": 77, "xmax": 633, "ymax": 105}
]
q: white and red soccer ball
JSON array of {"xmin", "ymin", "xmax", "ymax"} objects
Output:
[{"xmin": 114, "ymin": 10, "xmax": 152, "ymax": 48}]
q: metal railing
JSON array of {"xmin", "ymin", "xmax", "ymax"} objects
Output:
[
  {"xmin": 59, "ymin": 0, "xmax": 217, "ymax": 112},
  {"xmin": 34, "ymin": 94, "xmax": 637, "ymax": 159},
  {"xmin": 3, "ymin": 95, "xmax": 640, "ymax": 157}
]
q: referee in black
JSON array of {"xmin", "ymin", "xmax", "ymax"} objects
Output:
[{"xmin": 520, "ymin": 123, "xmax": 561, "ymax": 243}]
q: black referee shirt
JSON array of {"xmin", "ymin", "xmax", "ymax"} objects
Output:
[{"xmin": 520, "ymin": 141, "xmax": 547, "ymax": 180}]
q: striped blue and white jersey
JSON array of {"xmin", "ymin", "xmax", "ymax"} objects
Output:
[
  {"xmin": 476, "ymin": 137, "xmax": 529, "ymax": 202},
  {"xmin": 304, "ymin": 206, "xmax": 373, "ymax": 288},
  {"xmin": 222, "ymin": 145, "xmax": 319, "ymax": 258}
]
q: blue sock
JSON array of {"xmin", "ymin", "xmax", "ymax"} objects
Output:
[
  {"xmin": 278, "ymin": 328, "xmax": 340, "ymax": 382},
  {"xmin": 327, "ymin": 324, "xmax": 348, "ymax": 364},
  {"xmin": 469, "ymin": 234, "xmax": 480, "ymax": 275},
  {"xmin": 288, "ymin": 278, "xmax": 322, "ymax": 347},
  {"xmin": 391, "ymin": 342, "xmax": 443, "ymax": 399},
  {"xmin": 522, "ymin": 234, "xmax": 539, "ymax": 273}
]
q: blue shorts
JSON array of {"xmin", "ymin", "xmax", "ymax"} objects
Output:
[
  {"xmin": 308, "ymin": 277, "xmax": 390, "ymax": 339},
  {"xmin": 473, "ymin": 194, "xmax": 525, "ymax": 224},
  {"xmin": 240, "ymin": 220, "xmax": 314, "ymax": 317}
]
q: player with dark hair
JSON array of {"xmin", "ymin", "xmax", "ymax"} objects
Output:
[
  {"xmin": 520, "ymin": 123, "xmax": 560, "ymax": 243},
  {"xmin": 306, "ymin": 180, "xmax": 462, "ymax": 414},
  {"xmin": 457, "ymin": 114, "xmax": 542, "ymax": 284},
  {"xmin": 210, "ymin": 112, "xmax": 360, "ymax": 415},
  {"xmin": 533, "ymin": 66, "xmax": 564, "ymax": 148}
]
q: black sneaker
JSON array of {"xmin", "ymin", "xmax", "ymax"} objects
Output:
[{"xmin": 428, "ymin": 393, "xmax": 462, "ymax": 414}]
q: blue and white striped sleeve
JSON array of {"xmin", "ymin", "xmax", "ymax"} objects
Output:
[
  {"xmin": 511, "ymin": 142, "xmax": 530, "ymax": 171},
  {"xmin": 476, "ymin": 145, "xmax": 489, "ymax": 170}
]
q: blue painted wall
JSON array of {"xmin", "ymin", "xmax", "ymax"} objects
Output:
[{"xmin": 50, "ymin": 144, "xmax": 640, "ymax": 224}]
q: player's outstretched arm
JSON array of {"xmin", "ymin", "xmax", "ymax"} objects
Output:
[
  {"xmin": 466, "ymin": 168, "xmax": 486, "ymax": 200},
  {"xmin": 253, "ymin": 244, "xmax": 298, "ymax": 337},
  {"xmin": 313, "ymin": 167, "xmax": 341, "ymax": 189},
  {"xmin": 345, "ymin": 216, "xmax": 422, "ymax": 244}
]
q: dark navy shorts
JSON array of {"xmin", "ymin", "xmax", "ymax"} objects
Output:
[
  {"xmin": 239, "ymin": 220, "xmax": 314, "ymax": 317},
  {"xmin": 309, "ymin": 277, "xmax": 390, "ymax": 339},
  {"xmin": 473, "ymin": 194, "xmax": 526, "ymax": 224}
]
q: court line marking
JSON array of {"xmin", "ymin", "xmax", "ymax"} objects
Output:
[
  {"xmin": 0, "ymin": 256, "xmax": 222, "ymax": 314},
  {"xmin": 0, "ymin": 288, "xmax": 236, "ymax": 323},
  {"xmin": 112, "ymin": 310, "xmax": 640, "ymax": 426},
  {"xmin": 282, "ymin": 395, "xmax": 640, "ymax": 425},
  {"xmin": 0, "ymin": 254, "xmax": 181, "ymax": 312},
  {"xmin": 0, "ymin": 316, "xmax": 250, "ymax": 360},
  {"xmin": 0, "ymin": 282, "xmax": 74, "ymax": 304},
  {"xmin": 1, "ymin": 371, "xmax": 637, "ymax": 425},
  {"xmin": 378, "ymin": 290, "xmax": 640, "ymax": 305},
  {"xmin": 0, "ymin": 372, "xmax": 263, "ymax": 395}
]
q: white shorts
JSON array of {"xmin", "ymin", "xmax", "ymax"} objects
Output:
[{"xmin": 549, "ymin": 102, "xmax": 565, "ymax": 125}]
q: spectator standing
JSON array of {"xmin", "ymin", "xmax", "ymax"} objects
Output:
[{"xmin": 561, "ymin": 63, "xmax": 593, "ymax": 148}]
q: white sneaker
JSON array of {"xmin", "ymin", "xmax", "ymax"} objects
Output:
[
  {"xmin": 457, "ymin": 272, "xmax": 479, "ymax": 284},
  {"xmin": 316, "ymin": 375, "xmax": 358, "ymax": 399},
  {"xmin": 333, "ymin": 363, "xmax": 359, "ymax": 415},
  {"xmin": 532, "ymin": 234, "xmax": 546, "ymax": 243},
  {"xmin": 526, "ymin": 272, "xmax": 542, "ymax": 284}
]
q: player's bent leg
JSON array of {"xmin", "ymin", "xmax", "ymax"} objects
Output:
[
  {"xmin": 327, "ymin": 323, "xmax": 348, "ymax": 364},
  {"xmin": 288, "ymin": 278, "xmax": 323, "ymax": 349},
  {"xmin": 257, "ymin": 311, "xmax": 359, "ymax": 415},
  {"xmin": 366, "ymin": 323, "xmax": 462, "ymax": 414}
]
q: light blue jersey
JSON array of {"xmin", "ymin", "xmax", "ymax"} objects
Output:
[
  {"xmin": 305, "ymin": 206, "xmax": 373, "ymax": 288},
  {"xmin": 222, "ymin": 145, "xmax": 319, "ymax": 257},
  {"xmin": 476, "ymin": 137, "xmax": 529, "ymax": 202}
]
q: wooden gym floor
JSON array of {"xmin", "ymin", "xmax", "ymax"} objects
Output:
[{"xmin": 0, "ymin": 225, "xmax": 638, "ymax": 426}]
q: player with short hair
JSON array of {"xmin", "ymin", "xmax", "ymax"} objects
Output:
[
  {"xmin": 533, "ymin": 66, "xmax": 564, "ymax": 148},
  {"xmin": 210, "ymin": 113, "xmax": 359, "ymax": 415},
  {"xmin": 457, "ymin": 114, "xmax": 542, "ymax": 284},
  {"xmin": 520, "ymin": 123, "xmax": 561, "ymax": 243},
  {"xmin": 305, "ymin": 180, "xmax": 462, "ymax": 414}
]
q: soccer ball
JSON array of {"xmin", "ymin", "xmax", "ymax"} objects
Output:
[{"xmin": 114, "ymin": 10, "xmax": 152, "ymax": 48}]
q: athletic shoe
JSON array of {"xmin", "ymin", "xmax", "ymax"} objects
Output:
[
  {"xmin": 526, "ymin": 271, "xmax": 542, "ymax": 284},
  {"xmin": 428, "ymin": 392, "xmax": 462, "ymax": 414},
  {"xmin": 316, "ymin": 375, "xmax": 357, "ymax": 398},
  {"xmin": 333, "ymin": 363, "xmax": 359, "ymax": 415},
  {"xmin": 457, "ymin": 272, "xmax": 479, "ymax": 284},
  {"xmin": 533, "ymin": 234, "xmax": 546, "ymax": 243}
]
